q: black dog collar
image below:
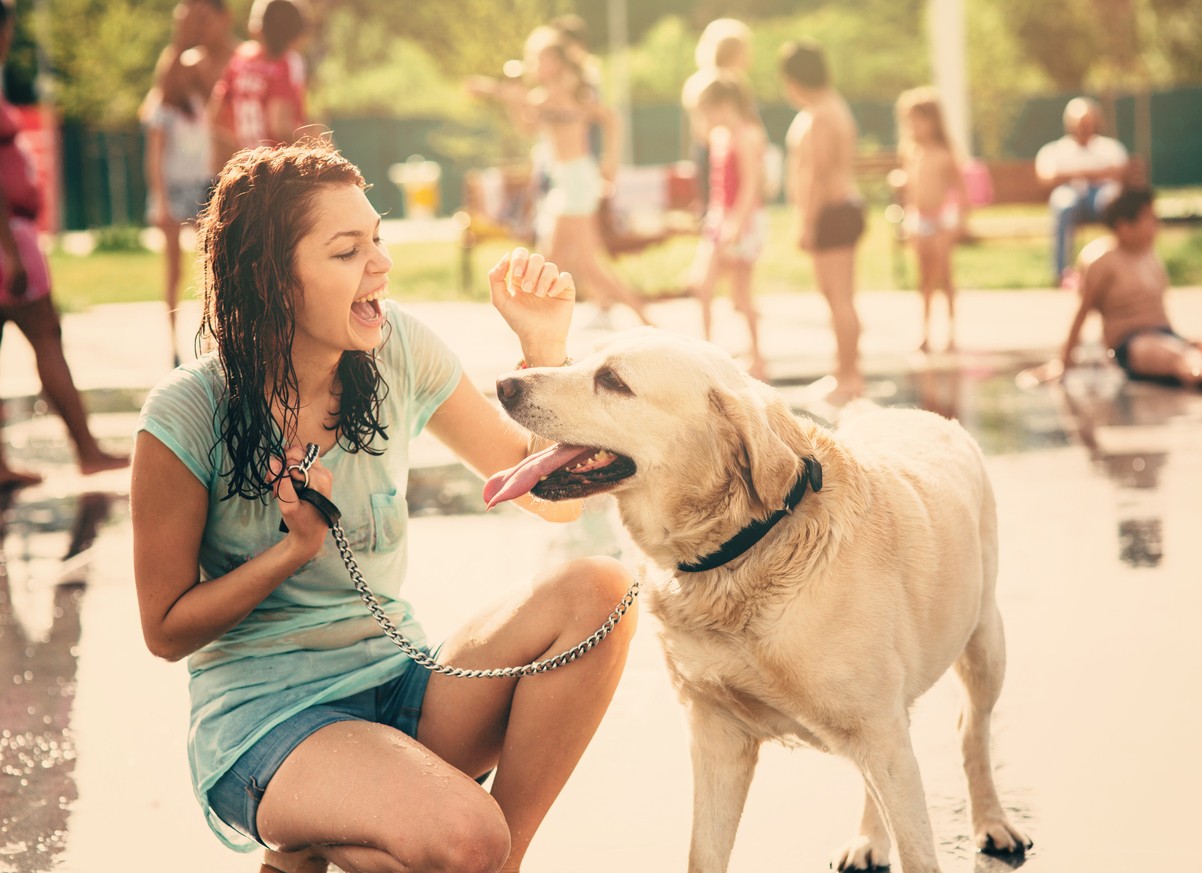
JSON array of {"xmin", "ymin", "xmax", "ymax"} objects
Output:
[{"xmin": 677, "ymin": 457, "xmax": 823, "ymax": 574}]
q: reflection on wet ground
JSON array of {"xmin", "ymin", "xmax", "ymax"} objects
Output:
[
  {"xmin": 2, "ymin": 358, "xmax": 1200, "ymax": 872},
  {"xmin": 1, "ymin": 490, "xmax": 113, "ymax": 871}
]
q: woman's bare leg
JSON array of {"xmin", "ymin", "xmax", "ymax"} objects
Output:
[
  {"xmin": 420, "ymin": 556, "xmax": 636, "ymax": 871},
  {"xmin": 254, "ymin": 557, "xmax": 636, "ymax": 872}
]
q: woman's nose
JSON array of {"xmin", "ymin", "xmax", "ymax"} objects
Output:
[{"xmin": 371, "ymin": 242, "xmax": 393, "ymax": 273}]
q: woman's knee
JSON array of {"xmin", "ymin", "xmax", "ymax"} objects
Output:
[
  {"xmin": 546, "ymin": 556, "xmax": 639, "ymax": 640},
  {"xmin": 425, "ymin": 800, "xmax": 511, "ymax": 873},
  {"xmin": 386, "ymin": 793, "xmax": 511, "ymax": 873}
]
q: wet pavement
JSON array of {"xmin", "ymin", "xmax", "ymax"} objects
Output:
[{"xmin": 1, "ymin": 288, "xmax": 1201, "ymax": 872}]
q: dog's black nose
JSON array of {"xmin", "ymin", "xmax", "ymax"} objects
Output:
[{"xmin": 497, "ymin": 376, "xmax": 523, "ymax": 408}]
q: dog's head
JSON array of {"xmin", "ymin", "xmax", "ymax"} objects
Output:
[{"xmin": 485, "ymin": 329, "xmax": 807, "ymax": 548}]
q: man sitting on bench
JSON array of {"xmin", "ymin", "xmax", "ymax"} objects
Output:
[{"xmin": 1035, "ymin": 97, "xmax": 1129, "ymax": 289}]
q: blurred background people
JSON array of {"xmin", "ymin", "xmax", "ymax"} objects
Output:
[
  {"xmin": 895, "ymin": 86, "xmax": 970, "ymax": 353},
  {"xmin": 208, "ymin": 0, "xmax": 310, "ymax": 175},
  {"xmin": 685, "ymin": 68, "xmax": 767, "ymax": 379},
  {"xmin": 1057, "ymin": 187, "xmax": 1202, "ymax": 388},
  {"xmin": 681, "ymin": 18, "xmax": 753, "ymax": 212},
  {"xmin": 141, "ymin": 0, "xmax": 221, "ymax": 368},
  {"xmin": 780, "ymin": 39, "xmax": 865, "ymax": 402},
  {"xmin": 0, "ymin": 0, "xmax": 128, "ymax": 487},
  {"xmin": 1035, "ymin": 97, "xmax": 1130, "ymax": 289},
  {"xmin": 506, "ymin": 24, "xmax": 651, "ymax": 327}
]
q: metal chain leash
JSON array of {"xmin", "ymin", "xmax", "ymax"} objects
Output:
[{"xmin": 287, "ymin": 444, "xmax": 639, "ymax": 679}]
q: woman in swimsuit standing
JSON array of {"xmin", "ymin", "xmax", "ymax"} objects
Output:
[{"xmin": 514, "ymin": 25, "xmax": 652, "ymax": 328}]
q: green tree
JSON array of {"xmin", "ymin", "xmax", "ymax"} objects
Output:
[
  {"xmin": 35, "ymin": 0, "xmax": 181, "ymax": 125},
  {"xmin": 984, "ymin": 0, "xmax": 1202, "ymax": 91}
]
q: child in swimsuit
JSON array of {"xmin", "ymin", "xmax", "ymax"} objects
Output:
[
  {"xmin": 686, "ymin": 68, "xmax": 768, "ymax": 380},
  {"xmin": 1058, "ymin": 187, "xmax": 1202, "ymax": 388},
  {"xmin": 895, "ymin": 87, "xmax": 970, "ymax": 352}
]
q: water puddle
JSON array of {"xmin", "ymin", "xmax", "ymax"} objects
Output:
[{"xmin": 2, "ymin": 364, "xmax": 1199, "ymax": 870}]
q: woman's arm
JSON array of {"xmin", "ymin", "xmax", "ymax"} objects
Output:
[
  {"xmin": 131, "ymin": 433, "xmax": 332, "ymax": 661},
  {"xmin": 425, "ymin": 248, "xmax": 581, "ymax": 522}
]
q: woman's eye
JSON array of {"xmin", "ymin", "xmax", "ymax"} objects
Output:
[
  {"xmin": 335, "ymin": 247, "xmax": 358, "ymax": 261},
  {"xmin": 594, "ymin": 367, "xmax": 632, "ymax": 395}
]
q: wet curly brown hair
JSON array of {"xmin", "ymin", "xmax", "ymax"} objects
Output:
[{"xmin": 197, "ymin": 138, "xmax": 389, "ymax": 502}]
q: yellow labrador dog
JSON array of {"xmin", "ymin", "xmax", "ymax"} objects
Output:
[{"xmin": 485, "ymin": 330, "xmax": 1031, "ymax": 873}]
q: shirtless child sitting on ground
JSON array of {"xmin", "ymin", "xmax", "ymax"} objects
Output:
[{"xmin": 1054, "ymin": 187, "xmax": 1202, "ymax": 389}]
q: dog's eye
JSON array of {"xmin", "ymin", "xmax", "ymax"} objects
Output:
[{"xmin": 594, "ymin": 367, "xmax": 633, "ymax": 396}]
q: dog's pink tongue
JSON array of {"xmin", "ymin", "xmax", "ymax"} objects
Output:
[{"xmin": 483, "ymin": 444, "xmax": 593, "ymax": 509}]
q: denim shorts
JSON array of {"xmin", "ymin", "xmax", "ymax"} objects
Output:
[{"xmin": 208, "ymin": 654, "xmax": 433, "ymax": 846}]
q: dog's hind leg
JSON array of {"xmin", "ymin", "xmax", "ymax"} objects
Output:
[
  {"xmin": 685, "ymin": 705, "xmax": 760, "ymax": 873},
  {"xmin": 829, "ymin": 782, "xmax": 892, "ymax": 871},
  {"xmin": 952, "ymin": 599, "xmax": 1032, "ymax": 855}
]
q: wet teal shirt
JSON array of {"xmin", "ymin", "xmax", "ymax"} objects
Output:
[{"xmin": 136, "ymin": 302, "xmax": 461, "ymax": 851}]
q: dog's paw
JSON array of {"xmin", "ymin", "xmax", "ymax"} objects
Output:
[
  {"xmin": 975, "ymin": 819, "xmax": 1033, "ymax": 856},
  {"xmin": 830, "ymin": 834, "xmax": 891, "ymax": 871}
]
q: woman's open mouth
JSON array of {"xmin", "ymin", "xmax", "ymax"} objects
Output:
[{"xmin": 352, "ymin": 289, "xmax": 387, "ymax": 326}]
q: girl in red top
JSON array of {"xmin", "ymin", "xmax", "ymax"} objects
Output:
[
  {"xmin": 209, "ymin": 0, "xmax": 308, "ymax": 174},
  {"xmin": 687, "ymin": 69, "xmax": 768, "ymax": 380}
]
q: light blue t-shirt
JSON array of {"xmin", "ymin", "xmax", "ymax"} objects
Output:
[{"xmin": 136, "ymin": 301, "xmax": 461, "ymax": 851}]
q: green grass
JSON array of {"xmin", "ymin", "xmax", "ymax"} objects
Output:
[{"xmin": 46, "ymin": 201, "xmax": 1202, "ymax": 311}]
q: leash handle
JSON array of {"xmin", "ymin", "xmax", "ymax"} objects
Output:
[{"xmin": 278, "ymin": 443, "xmax": 342, "ymax": 532}]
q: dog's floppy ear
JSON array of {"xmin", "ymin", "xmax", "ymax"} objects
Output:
[{"xmin": 708, "ymin": 386, "xmax": 800, "ymax": 513}]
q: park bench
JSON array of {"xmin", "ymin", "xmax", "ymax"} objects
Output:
[{"xmin": 453, "ymin": 161, "xmax": 701, "ymax": 291}]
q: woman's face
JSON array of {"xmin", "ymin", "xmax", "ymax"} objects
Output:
[{"xmin": 290, "ymin": 184, "xmax": 392, "ymax": 358}]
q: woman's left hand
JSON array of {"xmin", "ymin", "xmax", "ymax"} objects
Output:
[{"xmin": 489, "ymin": 248, "xmax": 575, "ymax": 367}]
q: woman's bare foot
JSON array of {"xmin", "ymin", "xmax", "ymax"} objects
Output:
[
  {"xmin": 78, "ymin": 452, "xmax": 130, "ymax": 476},
  {"xmin": 0, "ymin": 466, "xmax": 44, "ymax": 489}
]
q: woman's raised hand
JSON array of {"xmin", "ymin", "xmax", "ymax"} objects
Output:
[{"xmin": 489, "ymin": 247, "xmax": 575, "ymax": 367}]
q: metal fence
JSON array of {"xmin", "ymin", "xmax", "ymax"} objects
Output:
[{"xmin": 51, "ymin": 84, "xmax": 1202, "ymax": 231}]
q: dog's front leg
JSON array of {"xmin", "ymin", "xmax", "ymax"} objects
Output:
[
  {"xmin": 851, "ymin": 719, "xmax": 942, "ymax": 873},
  {"xmin": 830, "ymin": 782, "xmax": 892, "ymax": 871},
  {"xmin": 686, "ymin": 704, "xmax": 760, "ymax": 873}
]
